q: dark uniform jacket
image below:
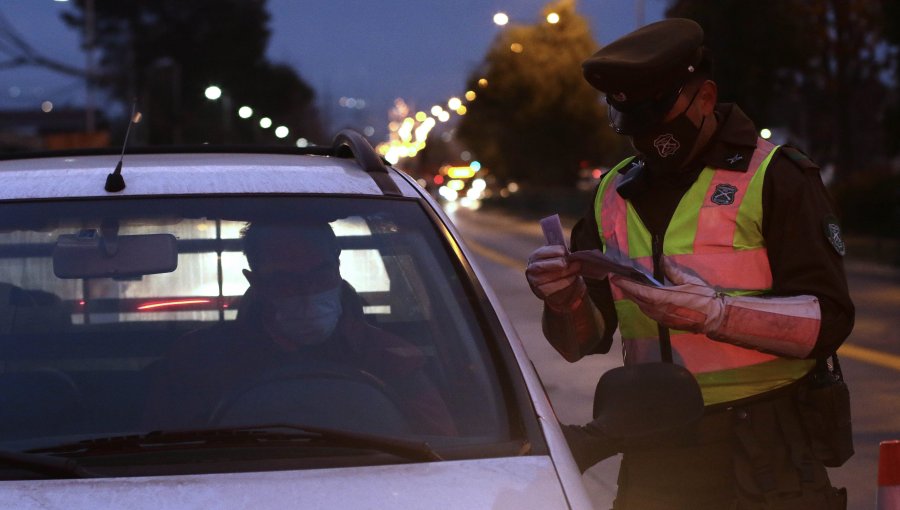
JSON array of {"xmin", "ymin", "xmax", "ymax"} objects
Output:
[{"xmin": 572, "ymin": 103, "xmax": 855, "ymax": 359}]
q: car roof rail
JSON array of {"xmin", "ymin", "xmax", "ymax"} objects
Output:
[{"xmin": 332, "ymin": 129, "xmax": 402, "ymax": 197}]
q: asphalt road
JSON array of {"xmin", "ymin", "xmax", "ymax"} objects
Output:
[{"xmin": 447, "ymin": 205, "xmax": 900, "ymax": 510}]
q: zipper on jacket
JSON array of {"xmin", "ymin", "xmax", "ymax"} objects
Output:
[{"xmin": 652, "ymin": 233, "xmax": 674, "ymax": 363}]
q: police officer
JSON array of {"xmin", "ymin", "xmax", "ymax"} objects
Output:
[{"xmin": 525, "ymin": 18, "xmax": 854, "ymax": 509}]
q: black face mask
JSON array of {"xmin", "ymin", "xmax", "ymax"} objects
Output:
[{"xmin": 630, "ymin": 88, "xmax": 706, "ymax": 173}]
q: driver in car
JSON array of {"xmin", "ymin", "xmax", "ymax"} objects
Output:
[{"xmin": 143, "ymin": 222, "xmax": 456, "ymax": 436}]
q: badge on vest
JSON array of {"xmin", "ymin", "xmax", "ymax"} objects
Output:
[
  {"xmin": 823, "ymin": 215, "xmax": 846, "ymax": 256},
  {"xmin": 711, "ymin": 184, "xmax": 738, "ymax": 205}
]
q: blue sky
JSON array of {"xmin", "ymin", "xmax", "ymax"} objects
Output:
[{"xmin": 1, "ymin": 0, "xmax": 665, "ymax": 134}]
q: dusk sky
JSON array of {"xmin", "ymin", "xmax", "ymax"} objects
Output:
[{"xmin": 1, "ymin": 0, "xmax": 665, "ymax": 135}]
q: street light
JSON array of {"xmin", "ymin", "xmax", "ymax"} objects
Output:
[
  {"xmin": 204, "ymin": 86, "xmax": 222, "ymax": 101},
  {"xmin": 204, "ymin": 85, "xmax": 231, "ymax": 142},
  {"xmin": 493, "ymin": 12, "xmax": 509, "ymax": 26}
]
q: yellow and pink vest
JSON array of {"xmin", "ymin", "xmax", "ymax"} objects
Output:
[{"xmin": 594, "ymin": 138, "xmax": 815, "ymax": 406}]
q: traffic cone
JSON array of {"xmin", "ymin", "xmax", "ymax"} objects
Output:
[{"xmin": 877, "ymin": 440, "xmax": 900, "ymax": 510}]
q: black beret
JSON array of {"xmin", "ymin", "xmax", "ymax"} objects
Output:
[{"xmin": 582, "ymin": 18, "xmax": 704, "ymax": 107}]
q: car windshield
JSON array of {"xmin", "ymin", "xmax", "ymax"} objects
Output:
[{"xmin": 0, "ymin": 195, "xmax": 514, "ymax": 475}]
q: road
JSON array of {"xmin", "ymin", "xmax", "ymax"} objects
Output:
[{"xmin": 447, "ymin": 205, "xmax": 900, "ymax": 510}]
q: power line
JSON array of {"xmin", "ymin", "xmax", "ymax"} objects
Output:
[{"xmin": 0, "ymin": 9, "xmax": 86, "ymax": 77}]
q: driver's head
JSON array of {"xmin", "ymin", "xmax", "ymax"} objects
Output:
[{"xmin": 241, "ymin": 222, "xmax": 343, "ymax": 349}]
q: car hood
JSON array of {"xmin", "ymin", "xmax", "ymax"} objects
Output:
[{"xmin": 0, "ymin": 456, "xmax": 572, "ymax": 510}]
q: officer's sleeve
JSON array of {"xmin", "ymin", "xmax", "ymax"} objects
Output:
[
  {"xmin": 762, "ymin": 147, "xmax": 855, "ymax": 358},
  {"xmin": 570, "ymin": 203, "xmax": 618, "ymax": 355}
]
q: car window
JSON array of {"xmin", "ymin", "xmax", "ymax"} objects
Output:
[{"xmin": 0, "ymin": 196, "xmax": 512, "ymax": 475}]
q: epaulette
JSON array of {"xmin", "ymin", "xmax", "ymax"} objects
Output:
[
  {"xmin": 778, "ymin": 145, "xmax": 820, "ymax": 171},
  {"xmin": 616, "ymin": 159, "xmax": 649, "ymax": 199},
  {"xmin": 620, "ymin": 158, "xmax": 643, "ymax": 175}
]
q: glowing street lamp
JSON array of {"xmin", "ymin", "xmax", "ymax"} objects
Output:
[
  {"xmin": 238, "ymin": 106, "xmax": 253, "ymax": 119},
  {"xmin": 546, "ymin": 12, "xmax": 560, "ymax": 24},
  {"xmin": 259, "ymin": 117, "xmax": 272, "ymax": 129},
  {"xmin": 204, "ymin": 85, "xmax": 222, "ymax": 101},
  {"xmin": 493, "ymin": 12, "xmax": 509, "ymax": 26},
  {"xmin": 275, "ymin": 126, "xmax": 289, "ymax": 138}
]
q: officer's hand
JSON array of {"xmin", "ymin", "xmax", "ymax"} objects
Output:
[
  {"xmin": 526, "ymin": 245, "xmax": 586, "ymax": 312},
  {"xmin": 610, "ymin": 258, "xmax": 721, "ymax": 333},
  {"xmin": 560, "ymin": 423, "xmax": 621, "ymax": 473}
]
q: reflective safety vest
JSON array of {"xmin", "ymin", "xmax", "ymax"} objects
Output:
[{"xmin": 594, "ymin": 138, "xmax": 815, "ymax": 406}]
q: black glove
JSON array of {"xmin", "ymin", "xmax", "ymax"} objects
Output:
[{"xmin": 560, "ymin": 423, "xmax": 622, "ymax": 473}]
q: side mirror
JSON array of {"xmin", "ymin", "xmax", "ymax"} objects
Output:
[
  {"xmin": 53, "ymin": 230, "xmax": 178, "ymax": 279},
  {"xmin": 591, "ymin": 362, "xmax": 704, "ymax": 439}
]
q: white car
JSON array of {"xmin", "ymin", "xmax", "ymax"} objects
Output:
[{"xmin": 0, "ymin": 131, "xmax": 596, "ymax": 509}]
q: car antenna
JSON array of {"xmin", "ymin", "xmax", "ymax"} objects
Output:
[{"xmin": 105, "ymin": 100, "xmax": 141, "ymax": 193}]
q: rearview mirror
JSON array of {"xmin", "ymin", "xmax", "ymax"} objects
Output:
[
  {"xmin": 53, "ymin": 230, "xmax": 178, "ymax": 279},
  {"xmin": 591, "ymin": 362, "xmax": 703, "ymax": 439}
]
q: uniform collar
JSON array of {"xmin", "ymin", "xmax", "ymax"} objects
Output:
[
  {"xmin": 695, "ymin": 103, "xmax": 758, "ymax": 173},
  {"xmin": 616, "ymin": 103, "xmax": 759, "ymax": 199}
]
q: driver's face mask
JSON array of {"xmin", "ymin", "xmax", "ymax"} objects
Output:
[
  {"xmin": 271, "ymin": 286, "xmax": 343, "ymax": 346},
  {"xmin": 630, "ymin": 87, "xmax": 706, "ymax": 173}
]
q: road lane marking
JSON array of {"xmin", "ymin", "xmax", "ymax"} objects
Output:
[
  {"xmin": 839, "ymin": 343, "xmax": 900, "ymax": 372},
  {"xmin": 467, "ymin": 236, "xmax": 900, "ymax": 373},
  {"xmin": 465, "ymin": 238, "xmax": 526, "ymax": 271}
]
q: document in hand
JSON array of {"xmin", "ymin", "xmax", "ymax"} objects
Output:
[
  {"xmin": 538, "ymin": 214, "xmax": 661, "ymax": 287},
  {"xmin": 567, "ymin": 250, "xmax": 662, "ymax": 287}
]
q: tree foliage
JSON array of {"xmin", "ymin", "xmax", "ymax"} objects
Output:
[
  {"xmin": 881, "ymin": 0, "xmax": 900, "ymax": 157},
  {"xmin": 665, "ymin": 0, "xmax": 894, "ymax": 181},
  {"xmin": 62, "ymin": 0, "xmax": 323, "ymax": 145},
  {"xmin": 456, "ymin": 0, "xmax": 627, "ymax": 187}
]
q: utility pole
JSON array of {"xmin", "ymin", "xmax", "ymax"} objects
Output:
[
  {"xmin": 84, "ymin": 0, "xmax": 96, "ymax": 133},
  {"xmin": 635, "ymin": 0, "xmax": 645, "ymax": 29}
]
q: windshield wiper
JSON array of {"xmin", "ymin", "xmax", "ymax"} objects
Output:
[
  {"xmin": 28, "ymin": 423, "xmax": 443, "ymax": 463},
  {"xmin": 0, "ymin": 448, "xmax": 95, "ymax": 479}
]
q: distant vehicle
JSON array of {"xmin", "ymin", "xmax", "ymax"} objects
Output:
[{"xmin": 0, "ymin": 131, "xmax": 595, "ymax": 509}]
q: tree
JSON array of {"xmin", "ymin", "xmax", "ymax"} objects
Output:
[
  {"xmin": 62, "ymin": 0, "xmax": 323, "ymax": 145},
  {"xmin": 456, "ymin": 0, "xmax": 627, "ymax": 187},
  {"xmin": 665, "ymin": 0, "xmax": 893, "ymax": 183},
  {"xmin": 881, "ymin": 0, "xmax": 900, "ymax": 157}
]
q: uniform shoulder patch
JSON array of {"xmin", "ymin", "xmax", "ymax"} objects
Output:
[
  {"xmin": 823, "ymin": 214, "xmax": 846, "ymax": 256},
  {"xmin": 779, "ymin": 146, "xmax": 820, "ymax": 171}
]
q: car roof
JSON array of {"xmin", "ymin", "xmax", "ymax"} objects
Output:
[
  {"xmin": 0, "ymin": 132, "xmax": 420, "ymax": 200},
  {"xmin": 0, "ymin": 152, "xmax": 417, "ymax": 200}
]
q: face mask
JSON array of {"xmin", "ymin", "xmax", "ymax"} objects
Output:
[
  {"xmin": 271, "ymin": 286, "xmax": 342, "ymax": 347},
  {"xmin": 630, "ymin": 88, "xmax": 706, "ymax": 173}
]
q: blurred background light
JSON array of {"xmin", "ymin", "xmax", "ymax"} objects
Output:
[{"xmin": 204, "ymin": 85, "xmax": 222, "ymax": 100}]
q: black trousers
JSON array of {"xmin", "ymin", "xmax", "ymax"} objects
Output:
[{"xmin": 611, "ymin": 392, "xmax": 847, "ymax": 510}]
